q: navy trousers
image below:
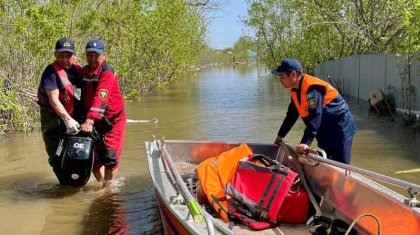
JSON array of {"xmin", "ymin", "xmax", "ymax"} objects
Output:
[{"xmin": 318, "ymin": 139, "xmax": 353, "ymax": 164}]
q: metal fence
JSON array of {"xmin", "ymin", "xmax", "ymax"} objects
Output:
[{"xmin": 315, "ymin": 53, "xmax": 420, "ymax": 113}]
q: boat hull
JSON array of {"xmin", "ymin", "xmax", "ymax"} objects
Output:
[{"xmin": 156, "ymin": 195, "xmax": 191, "ymax": 235}]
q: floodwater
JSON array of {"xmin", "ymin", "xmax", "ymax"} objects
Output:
[{"xmin": 0, "ymin": 63, "xmax": 419, "ymax": 234}]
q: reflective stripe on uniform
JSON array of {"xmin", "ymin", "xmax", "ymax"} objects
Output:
[
  {"xmin": 83, "ymin": 78, "xmax": 99, "ymax": 82},
  {"xmin": 90, "ymin": 107, "xmax": 105, "ymax": 112}
]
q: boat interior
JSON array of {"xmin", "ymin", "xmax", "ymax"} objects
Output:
[{"xmin": 146, "ymin": 139, "xmax": 420, "ymax": 235}]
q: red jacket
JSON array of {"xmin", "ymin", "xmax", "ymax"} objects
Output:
[{"xmin": 82, "ymin": 62, "xmax": 124, "ymax": 121}]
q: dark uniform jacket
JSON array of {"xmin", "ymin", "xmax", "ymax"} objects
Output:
[{"xmin": 278, "ymin": 74, "xmax": 357, "ymax": 147}]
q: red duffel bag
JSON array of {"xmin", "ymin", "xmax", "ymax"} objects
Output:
[
  {"xmin": 277, "ymin": 185, "xmax": 309, "ymax": 223},
  {"xmin": 225, "ymin": 154, "xmax": 298, "ymax": 224}
]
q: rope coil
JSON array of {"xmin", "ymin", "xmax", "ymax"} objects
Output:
[{"xmin": 345, "ymin": 213, "xmax": 381, "ymax": 235}]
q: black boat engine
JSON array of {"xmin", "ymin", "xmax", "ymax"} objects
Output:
[{"xmin": 60, "ymin": 136, "xmax": 95, "ymax": 187}]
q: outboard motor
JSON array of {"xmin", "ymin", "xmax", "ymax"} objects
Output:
[{"xmin": 60, "ymin": 135, "xmax": 95, "ymax": 187}]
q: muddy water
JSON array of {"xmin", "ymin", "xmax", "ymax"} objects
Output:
[{"xmin": 0, "ymin": 63, "xmax": 419, "ymax": 234}]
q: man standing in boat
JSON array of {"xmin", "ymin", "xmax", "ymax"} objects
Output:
[
  {"xmin": 272, "ymin": 59, "xmax": 357, "ymax": 164},
  {"xmin": 37, "ymin": 38, "xmax": 83, "ymax": 184},
  {"xmin": 80, "ymin": 39, "xmax": 126, "ymax": 188}
]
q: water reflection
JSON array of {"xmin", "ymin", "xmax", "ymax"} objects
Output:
[
  {"xmin": 81, "ymin": 192, "xmax": 128, "ymax": 234},
  {"xmin": 233, "ymin": 61, "xmax": 259, "ymax": 74},
  {"xmin": 81, "ymin": 186, "xmax": 161, "ymax": 235},
  {"xmin": 348, "ymin": 101, "xmax": 420, "ymax": 190},
  {"xmin": 13, "ymin": 178, "xmax": 80, "ymax": 200}
]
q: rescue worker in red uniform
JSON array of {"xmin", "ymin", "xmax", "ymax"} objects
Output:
[
  {"xmin": 37, "ymin": 38, "xmax": 83, "ymax": 184},
  {"xmin": 80, "ymin": 39, "xmax": 126, "ymax": 188},
  {"xmin": 272, "ymin": 59, "xmax": 357, "ymax": 164}
]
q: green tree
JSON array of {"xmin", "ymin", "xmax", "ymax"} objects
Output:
[
  {"xmin": 244, "ymin": 0, "xmax": 417, "ymax": 71},
  {"xmin": 197, "ymin": 46, "xmax": 234, "ymax": 65},
  {"xmin": 0, "ymin": 0, "xmax": 208, "ymax": 133},
  {"xmin": 232, "ymin": 36, "xmax": 256, "ymax": 62}
]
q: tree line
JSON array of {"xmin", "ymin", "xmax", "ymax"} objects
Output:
[
  {"xmin": 0, "ymin": 0, "xmax": 211, "ymax": 134},
  {"xmin": 198, "ymin": 36, "xmax": 257, "ymax": 65},
  {"xmin": 244, "ymin": 0, "xmax": 419, "ymax": 73}
]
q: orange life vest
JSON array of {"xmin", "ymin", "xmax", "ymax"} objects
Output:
[
  {"xmin": 196, "ymin": 143, "xmax": 253, "ymax": 221},
  {"xmin": 290, "ymin": 74, "xmax": 338, "ymax": 117}
]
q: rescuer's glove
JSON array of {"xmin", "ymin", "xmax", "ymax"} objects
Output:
[{"xmin": 64, "ymin": 118, "xmax": 80, "ymax": 135}]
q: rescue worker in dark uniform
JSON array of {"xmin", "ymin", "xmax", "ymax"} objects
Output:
[
  {"xmin": 37, "ymin": 38, "xmax": 83, "ymax": 184},
  {"xmin": 272, "ymin": 59, "xmax": 357, "ymax": 164},
  {"xmin": 80, "ymin": 39, "xmax": 126, "ymax": 188}
]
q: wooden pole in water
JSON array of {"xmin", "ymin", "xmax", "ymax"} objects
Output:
[{"xmin": 395, "ymin": 168, "xmax": 420, "ymax": 174}]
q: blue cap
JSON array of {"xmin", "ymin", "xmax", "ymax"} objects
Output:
[
  {"xmin": 271, "ymin": 59, "xmax": 303, "ymax": 75},
  {"xmin": 55, "ymin": 38, "xmax": 75, "ymax": 53},
  {"xmin": 86, "ymin": 39, "xmax": 105, "ymax": 54}
]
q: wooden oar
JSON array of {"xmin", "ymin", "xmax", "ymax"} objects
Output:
[{"xmin": 395, "ymin": 168, "xmax": 420, "ymax": 174}]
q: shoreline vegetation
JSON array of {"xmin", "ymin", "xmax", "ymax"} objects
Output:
[
  {"xmin": 1, "ymin": 0, "xmax": 419, "ymax": 134},
  {"xmin": 0, "ymin": 1, "xmax": 210, "ymax": 134}
]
